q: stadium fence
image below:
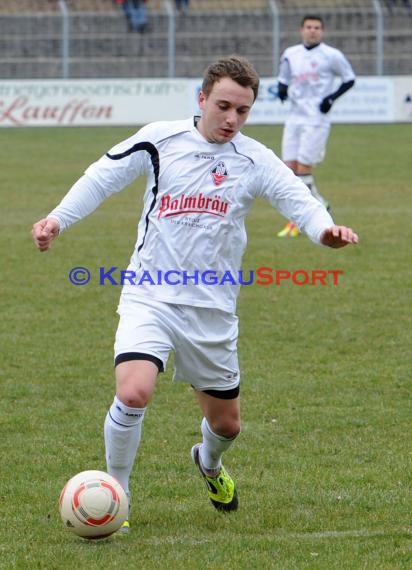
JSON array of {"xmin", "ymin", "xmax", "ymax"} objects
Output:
[{"xmin": 0, "ymin": 0, "xmax": 411, "ymax": 79}]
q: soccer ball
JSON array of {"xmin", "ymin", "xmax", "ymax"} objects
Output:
[{"xmin": 59, "ymin": 470, "xmax": 128, "ymax": 539}]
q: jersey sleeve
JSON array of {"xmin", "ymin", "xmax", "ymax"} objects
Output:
[
  {"xmin": 254, "ymin": 149, "xmax": 334, "ymax": 244},
  {"xmin": 277, "ymin": 49, "xmax": 291, "ymax": 85},
  {"xmin": 47, "ymin": 128, "xmax": 153, "ymax": 232},
  {"xmin": 332, "ymin": 48, "xmax": 356, "ymax": 82},
  {"xmin": 47, "ymin": 174, "xmax": 113, "ymax": 233},
  {"xmin": 85, "ymin": 128, "xmax": 153, "ymax": 192}
]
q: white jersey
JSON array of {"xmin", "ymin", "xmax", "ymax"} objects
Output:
[
  {"xmin": 278, "ymin": 42, "xmax": 355, "ymax": 126},
  {"xmin": 48, "ymin": 117, "xmax": 334, "ymax": 313}
]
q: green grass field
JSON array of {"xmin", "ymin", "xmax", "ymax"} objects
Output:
[{"xmin": 1, "ymin": 124, "xmax": 411, "ymax": 569}]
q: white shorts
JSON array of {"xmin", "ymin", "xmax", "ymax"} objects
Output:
[
  {"xmin": 114, "ymin": 294, "xmax": 240, "ymax": 392},
  {"xmin": 282, "ymin": 123, "xmax": 330, "ymax": 166}
]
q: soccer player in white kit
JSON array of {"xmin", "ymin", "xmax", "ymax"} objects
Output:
[
  {"xmin": 32, "ymin": 56, "xmax": 358, "ymax": 531},
  {"xmin": 276, "ymin": 15, "xmax": 356, "ymax": 237}
]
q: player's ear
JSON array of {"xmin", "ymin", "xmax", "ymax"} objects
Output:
[{"xmin": 198, "ymin": 90, "xmax": 206, "ymax": 109}]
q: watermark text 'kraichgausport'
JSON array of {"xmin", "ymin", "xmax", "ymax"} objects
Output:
[{"xmin": 68, "ymin": 266, "xmax": 344, "ymax": 286}]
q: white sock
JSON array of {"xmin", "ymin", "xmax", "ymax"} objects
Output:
[
  {"xmin": 299, "ymin": 174, "xmax": 329, "ymax": 208},
  {"xmin": 200, "ymin": 417, "xmax": 237, "ymax": 473},
  {"xmin": 104, "ymin": 396, "xmax": 146, "ymax": 494}
]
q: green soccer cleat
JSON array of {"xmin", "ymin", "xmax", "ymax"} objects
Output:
[
  {"xmin": 277, "ymin": 221, "xmax": 296, "ymax": 237},
  {"xmin": 277, "ymin": 223, "xmax": 292, "ymax": 237},
  {"xmin": 191, "ymin": 444, "xmax": 238, "ymax": 512},
  {"xmin": 117, "ymin": 519, "xmax": 130, "ymax": 535},
  {"xmin": 289, "ymin": 226, "xmax": 301, "ymax": 237},
  {"xmin": 116, "ymin": 491, "xmax": 131, "ymax": 535},
  {"xmin": 277, "ymin": 221, "xmax": 300, "ymax": 237}
]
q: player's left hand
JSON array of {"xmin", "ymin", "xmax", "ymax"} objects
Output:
[
  {"xmin": 320, "ymin": 225, "xmax": 359, "ymax": 248},
  {"xmin": 319, "ymin": 97, "xmax": 333, "ymax": 113}
]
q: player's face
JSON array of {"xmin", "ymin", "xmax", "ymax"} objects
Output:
[
  {"xmin": 197, "ymin": 77, "xmax": 254, "ymax": 144},
  {"xmin": 300, "ymin": 19, "xmax": 324, "ymax": 47}
]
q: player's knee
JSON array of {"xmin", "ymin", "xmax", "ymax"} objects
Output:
[
  {"xmin": 211, "ymin": 417, "xmax": 241, "ymax": 440},
  {"xmin": 117, "ymin": 391, "xmax": 148, "ymax": 409},
  {"xmin": 115, "ymin": 360, "xmax": 157, "ymax": 407},
  {"xmin": 116, "ymin": 378, "xmax": 153, "ymax": 408}
]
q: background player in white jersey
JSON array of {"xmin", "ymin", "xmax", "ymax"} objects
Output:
[
  {"xmin": 32, "ymin": 55, "xmax": 358, "ymax": 531},
  {"xmin": 277, "ymin": 15, "xmax": 356, "ymax": 237}
]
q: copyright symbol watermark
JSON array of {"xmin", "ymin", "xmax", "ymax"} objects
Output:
[{"xmin": 69, "ymin": 267, "xmax": 90, "ymax": 285}]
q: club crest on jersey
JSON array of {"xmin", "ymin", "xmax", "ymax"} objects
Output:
[{"xmin": 211, "ymin": 161, "xmax": 228, "ymax": 186}]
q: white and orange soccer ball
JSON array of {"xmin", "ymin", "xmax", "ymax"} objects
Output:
[{"xmin": 59, "ymin": 470, "xmax": 128, "ymax": 539}]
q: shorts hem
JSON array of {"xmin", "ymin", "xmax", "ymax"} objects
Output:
[
  {"xmin": 114, "ymin": 351, "xmax": 164, "ymax": 372},
  {"xmin": 191, "ymin": 384, "xmax": 240, "ymax": 400}
]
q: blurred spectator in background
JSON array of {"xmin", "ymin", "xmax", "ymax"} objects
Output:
[
  {"xmin": 384, "ymin": 0, "xmax": 411, "ymax": 8},
  {"xmin": 115, "ymin": 0, "xmax": 149, "ymax": 33},
  {"xmin": 175, "ymin": 0, "xmax": 190, "ymax": 14}
]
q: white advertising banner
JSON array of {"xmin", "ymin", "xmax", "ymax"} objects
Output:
[
  {"xmin": 0, "ymin": 79, "xmax": 189, "ymax": 127},
  {"xmin": 329, "ymin": 76, "xmax": 395, "ymax": 123},
  {"xmin": 189, "ymin": 76, "xmax": 396, "ymax": 124},
  {"xmin": 246, "ymin": 76, "xmax": 395, "ymax": 125},
  {"xmin": 0, "ymin": 76, "xmax": 410, "ymax": 127},
  {"xmin": 393, "ymin": 76, "xmax": 412, "ymax": 122}
]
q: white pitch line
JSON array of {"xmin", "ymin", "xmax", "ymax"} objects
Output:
[
  {"xmin": 134, "ymin": 527, "xmax": 411, "ymax": 546},
  {"xmin": 285, "ymin": 528, "xmax": 409, "ymax": 540}
]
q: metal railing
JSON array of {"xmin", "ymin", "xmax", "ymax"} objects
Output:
[{"xmin": 0, "ymin": 0, "xmax": 411, "ymax": 79}]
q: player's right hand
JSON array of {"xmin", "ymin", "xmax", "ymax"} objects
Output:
[{"xmin": 32, "ymin": 217, "xmax": 60, "ymax": 252}]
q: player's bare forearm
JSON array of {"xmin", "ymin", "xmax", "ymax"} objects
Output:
[
  {"xmin": 320, "ymin": 225, "xmax": 359, "ymax": 249},
  {"xmin": 32, "ymin": 217, "xmax": 60, "ymax": 252}
]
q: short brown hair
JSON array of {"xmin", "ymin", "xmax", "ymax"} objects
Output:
[
  {"xmin": 201, "ymin": 55, "xmax": 260, "ymax": 102},
  {"xmin": 301, "ymin": 14, "xmax": 324, "ymax": 28}
]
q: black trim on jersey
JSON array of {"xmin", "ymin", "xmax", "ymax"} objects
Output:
[
  {"xmin": 115, "ymin": 352, "xmax": 164, "ymax": 372},
  {"xmin": 230, "ymin": 142, "xmax": 255, "ymax": 165},
  {"xmin": 192, "ymin": 385, "xmax": 240, "ymax": 400},
  {"xmin": 106, "ymin": 142, "xmax": 160, "ymax": 253},
  {"xmin": 304, "ymin": 43, "xmax": 320, "ymax": 50}
]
